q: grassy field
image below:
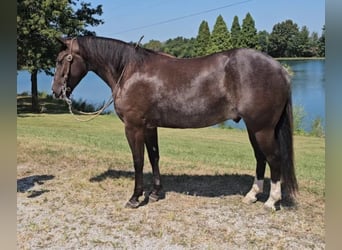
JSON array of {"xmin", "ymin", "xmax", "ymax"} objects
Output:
[
  {"xmin": 17, "ymin": 113, "xmax": 325, "ymax": 195},
  {"xmin": 17, "ymin": 109, "xmax": 325, "ymax": 248}
]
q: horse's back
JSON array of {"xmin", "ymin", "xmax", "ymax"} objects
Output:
[{"xmin": 116, "ymin": 48, "xmax": 290, "ymax": 129}]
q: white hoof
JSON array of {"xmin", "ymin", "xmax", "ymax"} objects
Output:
[
  {"xmin": 242, "ymin": 178, "xmax": 264, "ymax": 204},
  {"xmin": 264, "ymin": 200, "xmax": 277, "ymax": 211},
  {"xmin": 264, "ymin": 181, "xmax": 282, "ymax": 211},
  {"xmin": 242, "ymin": 193, "xmax": 257, "ymax": 204}
]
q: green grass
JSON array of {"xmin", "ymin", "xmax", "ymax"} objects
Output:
[{"xmin": 17, "ymin": 113, "xmax": 325, "ymax": 197}]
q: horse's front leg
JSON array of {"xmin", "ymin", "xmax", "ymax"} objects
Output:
[
  {"xmin": 145, "ymin": 127, "xmax": 163, "ymax": 202},
  {"xmin": 124, "ymin": 124, "xmax": 145, "ymax": 208}
]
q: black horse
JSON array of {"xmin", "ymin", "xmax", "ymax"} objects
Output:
[{"xmin": 52, "ymin": 36, "xmax": 297, "ymax": 210}]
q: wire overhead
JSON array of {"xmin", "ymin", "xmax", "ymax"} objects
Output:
[{"xmin": 113, "ymin": 0, "xmax": 253, "ymax": 35}]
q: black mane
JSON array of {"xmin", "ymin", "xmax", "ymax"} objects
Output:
[{"xmin": 76, "ymin": 36, "xmax": 155, "ymax": 73}]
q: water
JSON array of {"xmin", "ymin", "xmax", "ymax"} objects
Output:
[
  {"xmin": 285, "ymin": 59, "xmax": 325, "ymax": 131},
  {"xmin": 17, "ymin": 60, "xmax": 325, "ymax": 132}
]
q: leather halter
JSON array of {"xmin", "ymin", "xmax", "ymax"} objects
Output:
[{"xmin": 61, "ymin": 38, "xmax": 76, "ymax": 99}]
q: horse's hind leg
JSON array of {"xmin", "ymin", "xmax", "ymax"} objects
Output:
[
  {"xmin": 253, "ymin": 128, "xmax": 282, "ymax": 210},
  {"xmin": 144, "ymin": 127, "xmax": 163, "ymax": 202},
  {"xmin": 243, "ymin": 128, "xmax": 266, "ymax": 204}
]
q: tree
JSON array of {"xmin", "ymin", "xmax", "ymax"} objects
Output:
[
  {"xmin": 268, "ymin": 20, "xmax": 300, "ymax": 57},
  {"xmin": 257, "ymin": 30, "xmax": 269, "ymax": 53},
  {"xmin": 318, "ymin": 25, "xmax": 325, "ymax": 57},
  {"xmin": 297, "ymin": 26, "xmax": 311, "ymax": 57},
  {"xmin": 207, "ymin": 15, "xmax": 232, "ymax": 54},
  {"xmin": 308, "ymin": 32, "xmax": 320, "ymax": 57},
  {"xmin": 162, "ymin": 37, "xmax": 196, "ymax": 58},
  {"xmin": 194, "ymin": 20, "xmax": 210, "ymax": 57},
  {"xmin": 240, "ymin": 13, "xmax": 258, "ymax": 49},
  {"xmin": 17, "ymin": 0, "xmax": 103, "ymax": 112},
  {"xmin": 231, "ymin": 16, "xmax": 241, "ymax": 48},
  {"xmin": 143, "ymin": 40, "xmax": 163, "ymax": 51}
]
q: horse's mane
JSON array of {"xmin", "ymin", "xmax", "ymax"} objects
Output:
[{"xmin": 76, "ymin": 36, "xmax": 156, "ymax": 72}]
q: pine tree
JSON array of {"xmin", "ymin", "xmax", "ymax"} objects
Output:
[
  {"xmin": 240, "ymin": 13, "xmax": 258, "ymax": 49},
  {"xmin": 207, "ymin": 15, "xmax": 232, "ymax": 54},
  {"xmin": 231, "ymin": 16, "xmax": 241, "ymax": 48},
  {"xmin": 194, "ymin": 20, "xmax": 210, "ymax": 56}
]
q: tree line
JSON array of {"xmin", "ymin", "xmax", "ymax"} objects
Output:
[{"xmin": 143, "ymin": 13, "xmax": 325, "ymax": 58}]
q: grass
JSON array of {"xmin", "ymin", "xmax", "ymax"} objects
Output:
[{"xmin": 17, "ymin": 113, "xmax": 325, "ymax": 197}]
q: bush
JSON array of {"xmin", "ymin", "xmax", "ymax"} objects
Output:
[
  {"xmin": 310, "ymin": 117, "xmax": 325, "ymax": 137},
  {"xmin": 293, "ymin": 105, "xmax": 306, "ymax": 134},
  {"xmin": 281, "ymin": 63, "xmax": 294, "ymax": 76},
  {"xmin": 72, "ymin": 98, "xmax": 96, "ymax": 112}
]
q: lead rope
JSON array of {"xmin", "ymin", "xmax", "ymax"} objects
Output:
[{"xmin": 63, "ymin": 35, "xmax": 144, "ymax": 122}]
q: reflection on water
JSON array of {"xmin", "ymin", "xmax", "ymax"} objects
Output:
[{"xmin": 17, "ymin": 60, "xmax": 325, "ymax": 132}]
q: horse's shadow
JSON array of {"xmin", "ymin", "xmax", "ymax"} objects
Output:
[
  {"xmin": 89, "ymin": 169, "xmax": 271, "ymax": 199},
  {"xmin": 17, "ymin": 175, "xmax": 55, "ymax": 198},
  {"xmin": 90, "ymin": 169, "xmax": 296, "ymax": 208}
]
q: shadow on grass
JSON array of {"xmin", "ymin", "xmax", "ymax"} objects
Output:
[
  {"xmin": 17, "ymin": 95, "xmax": 69, "ymax": 115},
  {"xmin": 17, "ymin": 175, "xmax": 55, "ymax": 198},
  {"xmin": 89, "ymin": 169, "xmax": 296, "ymax": 208},
  {"xmin": 90, "ymin": 169, "xmax": 253, "ymax": 197}
]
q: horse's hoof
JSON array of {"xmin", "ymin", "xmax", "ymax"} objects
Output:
[
  {"xmin": 125, "ymin": 199, "xmax": 140, "ymax": 209},
  {"xmin": 264, "ymin": 202, "xmax": 280, "ymax": 211},
  {"xmin": 149, "ymin": 192, "xmax": 160, "ymax": 202},
  {"xmin": 242, "ymin": 195, "xmax": 257, "ymax": 204},
  {"xmin": 264, "ymin": 204, "xmax": 276, "ymax": 211}
]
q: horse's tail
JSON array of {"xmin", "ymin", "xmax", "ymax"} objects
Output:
[{"xmin": 276, "ymin": 90, "xmax": 298, "ymax": 198}]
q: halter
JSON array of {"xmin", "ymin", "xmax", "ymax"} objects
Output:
[
  {"xmin": 60, "ymin": 36, "xmax": 144, "ymax": 122},
  {"xmin": 61, "ymin": 38, "xmax": 75, "ymax": 103},
  {"xmin": 60, "ymin": 37, "xmax": 114, "ymax": 122}
]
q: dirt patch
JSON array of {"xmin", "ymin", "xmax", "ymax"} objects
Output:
[{"xmin": 17, "ymin": 163, "xmax": 324, "ymax": 249}]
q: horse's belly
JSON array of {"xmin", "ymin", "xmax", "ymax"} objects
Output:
[{"xmin": 151, "ymin": 102, "xmax": 238, "ymax": 129}]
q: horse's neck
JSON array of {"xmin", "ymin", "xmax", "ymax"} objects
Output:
[
  {"xmin": 82, "ymin": 39, "xmax": 137, "ymax": 91},
  {"xmin": 87, "ymin": 56, "xmax": 123, "ymax": 91}
]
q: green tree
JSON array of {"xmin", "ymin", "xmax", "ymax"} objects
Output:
[
  {"xmin": 17, "ymin": 0, "xmax": 103, "ymax": 112},
  {"xmin": 240, "ymin": 13, "xmax": 258, "ymax": 49},
  {"xmin": 297, "ymin": 26, "xmax": 311, "ymax": 56},
  {"xmin": 207, "ymin": 15, "xmax": 232, "ymax": 54},
  {"xmin": 268, "ymin": 20, "xmax": 300, "ymax": 57},
  {"xmin": 162, "ymin": 37, "xmax": 196, "ymax": 58},
  {"xmin": 143, "ymin": 39, "xmax": 163, "ymax": 51},
  {"xmin": 308, "ymin": 31, "xmax": 320, "ymax": 57},
  {"xmin": 318, "ymin": 25, "xmax": 325, "ymax": 57},
  {"xmin": 257, "ymin": 30, "xmax": 269, "ymax": 53},
  {"xmin": 231, "ymin": 16, "xmax": 241, "ymax": 48},
  {"xmin": 194, "ymin": 20, "xmax": 210, "ymax": 56}
]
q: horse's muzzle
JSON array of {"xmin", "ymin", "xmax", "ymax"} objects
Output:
[{"xmin": 52, "ymin": 89, "xmax": 61, "ymax": 99}]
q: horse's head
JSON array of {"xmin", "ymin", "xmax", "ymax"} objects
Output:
[{"xmin": 52, "ymin": 37, "xmax": 88, "ymax": 99}]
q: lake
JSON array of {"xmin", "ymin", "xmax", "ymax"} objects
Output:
[{"xmin": 17, "ymin": 59, "xmax": 325, "ymax": 132}]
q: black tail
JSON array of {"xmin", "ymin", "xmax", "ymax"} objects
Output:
[{"xmin": 276, "ymin": 93, "xmax": 298, "ymax": 197}]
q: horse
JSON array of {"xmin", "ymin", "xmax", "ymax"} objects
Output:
[{"xmin": 52, "ymin": 36, "xmax": 298, "ymax": 210}]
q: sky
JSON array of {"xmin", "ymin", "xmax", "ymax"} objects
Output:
[{"xmin": 87, "ymin": 0, "xmax": 325, "ymax": 43}]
